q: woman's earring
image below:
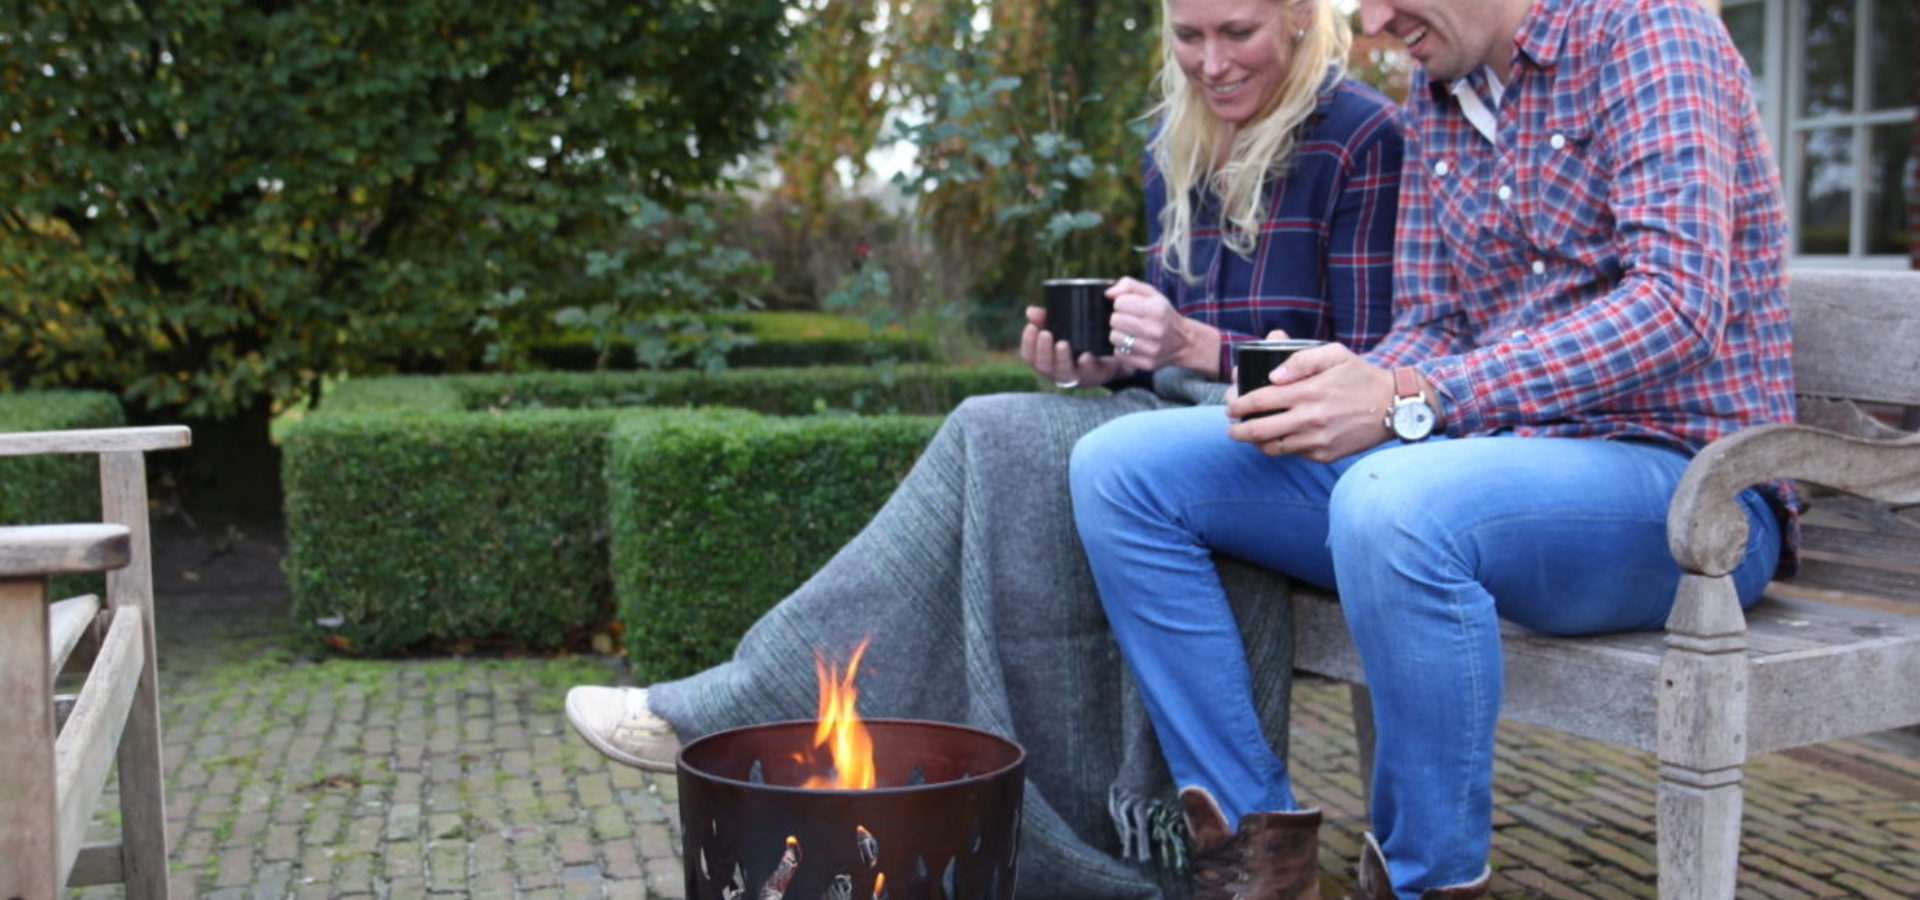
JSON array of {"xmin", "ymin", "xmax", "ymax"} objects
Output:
[{"xmin": 1294, "ymin": 28, "xmax": 1306, "ymax": 42}]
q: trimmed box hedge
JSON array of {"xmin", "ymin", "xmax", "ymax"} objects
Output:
[
  {"xmin": 609, "ymin": 410, "xmax": 942, "ymax": 682},
  {"xmin": 283, "ymin": 407, "xmax": 620, "ymax": 654},
  {"xmin": 283, "ymin": 364, "xmax": 1042, "ymax": 656},
  {"xmin": 0, "ymin": 390, "xmax": 127, "ymax": 525},
  {"xmin": 528, "ymin": 310, "xmax": 939, "ymax": 371},
  {"xmin": 0, "ymin": 390, "xmax": 127, "ymax": 598}
]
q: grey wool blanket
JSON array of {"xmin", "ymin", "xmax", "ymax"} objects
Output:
[{"xmin": 649, "ymin": 370, "xmax": 1298, "ymax": 900}]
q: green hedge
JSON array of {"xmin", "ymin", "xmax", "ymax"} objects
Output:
[
  {"xmin": 609, "ymin": 411, "xmax": 941, "ymax": 682},
  {"xmin": 527, "ymin": 311, "xmax": 939, "ymax": 371},
  {"xmin": 0, "ymin": 390, "xmax": 126, "ymax": 599},
  {"xmin": 322, "ymin": 364, "xmax": 1040, "ymax": 417},
  {"xmin": 0, "ymin": 390, "xmax": 126, "ymax": 525},
  {"xmin": 283, "ymin": 364, "xmax": 1042, "ymax": 656}
]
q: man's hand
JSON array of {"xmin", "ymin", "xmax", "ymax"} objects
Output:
[{"xmin": 1225, "ymin": 343, "xmax": 1399, "ymax": 461}]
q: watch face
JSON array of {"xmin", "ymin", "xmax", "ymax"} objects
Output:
[{"xmin": 1392, "ymin": 401, "xmax": 1435, "ymax": 440}]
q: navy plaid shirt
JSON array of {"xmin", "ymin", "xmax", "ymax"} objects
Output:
[{"xmin": 1144, "ymin": 76, "xmax": 1404, "ymax": 375}]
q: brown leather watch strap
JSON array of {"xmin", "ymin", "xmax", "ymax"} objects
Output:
[{"xmin": 1393, "ymin": 366, "xmax": 1420, "ymax": 400}]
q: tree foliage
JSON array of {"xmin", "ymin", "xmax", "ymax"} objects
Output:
[
  {"xmin": 774, "ymin": 0, "xmax": 1159, "ymax": 335},
  {"xmin": 0, "ymin": 0, "xmax": 793, "ymax": 420}
]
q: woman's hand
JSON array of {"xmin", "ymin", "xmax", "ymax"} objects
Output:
[
  {"xmin": 1022, "ymin": 306, "xmax": 1124, "ymax": 388},
  {"xmin": 1225, "ymin": 343, "xmax": 1398, "ymax": 462},
  {"xmin": 1106, "ymin": 277, "xmax": 1223, "ymax": 378}
]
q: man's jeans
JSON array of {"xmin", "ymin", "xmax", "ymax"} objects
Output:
[{"xmin": 1070, "ymin": 405, "xmax": 1781, "ymax": 897}]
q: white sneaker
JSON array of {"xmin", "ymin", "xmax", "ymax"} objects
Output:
[{"xmin": 564, "ymin": 686, "xmax": 683, "ymax": 773}]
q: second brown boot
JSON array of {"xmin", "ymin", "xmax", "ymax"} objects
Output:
[{"xmin": 1178, "ymin": 786, "xmax": 1323, "ymax": 900}]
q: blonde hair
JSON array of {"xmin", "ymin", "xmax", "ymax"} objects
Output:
[{"xmin": 1148, "ymin": 0, "xmax": 1352, "ymax": 282}]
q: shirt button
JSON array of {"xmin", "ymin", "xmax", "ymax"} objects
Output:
[
  {"xmin": 1550, "ymin": 133, "xmax": 1567, "ymax": 150},
  {"xmin": 1512, "ymin": 331, "xmax": 1528, "ymax": 340},
  {"xmin": 1531, "ymin": 260, "xmax": 1547, "ymax": 275},
  {"xmin": 1497, "ymin": 184, "xmax": 1513, "ymax": 201},
  {"xmin": 1433, "ymin": 160, "xmax": 1451, "ymax": 177}
]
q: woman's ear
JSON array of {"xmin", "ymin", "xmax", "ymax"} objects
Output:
[{"xmin": 1290, "ymin": 0, "xmax": 1317, "ymax": 40}]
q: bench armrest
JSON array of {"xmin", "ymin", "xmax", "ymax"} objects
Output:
[
  {"xmin": 0, "ymin": 425, "xmax": 192, "ymax": 458},
  {"xmin": 0, "ymin": 524, "xmax": 132, "ymax": 578},
  {"xmin": 1669, "ymin": 423, "xmax": 1920, "ymax": 577}
]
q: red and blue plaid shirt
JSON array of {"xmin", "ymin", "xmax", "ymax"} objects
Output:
[
  {"xmin": 1145, "ymin": 76, "xmax": 1405, "ymax": 375},
  {"xmin": 1365, "ymin": 0, "xmax": 1794, "ymax": 460}
]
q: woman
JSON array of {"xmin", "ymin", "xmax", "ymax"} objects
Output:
[{"xmin": 567, "ymin": 1, "xmax": 1401, "ymax": 896}]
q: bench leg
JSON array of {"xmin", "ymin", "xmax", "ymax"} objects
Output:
[
  {"xmin": 1656, "ymin": 766, "xmax": 1744, "ymax": 899},
  {"xmin": 1347, "ymin": 682, "xmax": 1375, "ymax": 810},
  {"xmin": 102, "ymin": 450, "xmax": 171, "ymax": 900},
  {"xmin": 1657, "ymin": 573, "xmax": 1750, "ymax": 900},
  {"xmin": 2, "ymin": 578, "xmax": 63, "ymax": 899}
]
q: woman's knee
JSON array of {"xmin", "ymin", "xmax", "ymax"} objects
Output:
[{"xmin": 1070, "ymin": 406, "xmax": 1220, "ymax": 513}]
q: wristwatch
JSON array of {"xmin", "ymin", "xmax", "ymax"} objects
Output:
[{"xmin": 1384, "ymin": 367, "xmax": 1437, "ymax": 442}]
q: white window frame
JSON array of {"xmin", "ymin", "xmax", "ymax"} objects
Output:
[{"xmin": 1724, "ymin": 0, "xmax": 1915, "ymax": 269}]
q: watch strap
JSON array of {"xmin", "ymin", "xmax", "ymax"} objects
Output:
[{"xmin": 1392, "ymin": 366, "xmax": 1420, "ymax": 401}]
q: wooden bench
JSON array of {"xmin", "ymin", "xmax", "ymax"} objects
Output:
[
  {"xmin": 0, "ymin": 425, "xmax": 191, "ymax": 900},
  {"xmin": 1288, "ymin": 267, "xmax": 1920, "ymax": 899}
]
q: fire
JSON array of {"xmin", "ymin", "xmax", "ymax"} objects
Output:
[{"xmin": 799, "ymin": 636, "xmax": 876, "ymax": 789}]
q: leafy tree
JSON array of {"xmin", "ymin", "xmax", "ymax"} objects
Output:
[
  {"xmin": 772, "ymin": 0, "xmax": 1158, "ymax": 340},
  {"xmin": 1, "ymin": 0, "xmax": 793, "ymax": 504}
]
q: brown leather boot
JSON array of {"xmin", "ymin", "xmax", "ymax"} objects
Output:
[
  {"xmin": 1179, "ymin": 786, "xmax": 1323, "ymax": 900},
  {"xmin": 1353, "ymin": 831, "xmax": 1490, "ymax": 900}
]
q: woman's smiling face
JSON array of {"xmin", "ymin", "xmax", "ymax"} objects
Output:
[{"xmin": 1168, "ymin": 0, "xmax": 1305, "ymax": 127}]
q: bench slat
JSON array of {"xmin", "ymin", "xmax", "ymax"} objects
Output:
[
  {"xmin": 47, "ymin": 594, "xmax": 102, "ymax": 678},
  {"xmin": 1293, "ymin": 590, "xmax": 1920, "ymax": 757},
  {"xmin": 1788, "ymin": 270, "xmax": 1920, "ymax": 409},
  {"xmin": 53, "ymin": 606, "xmax": 144, "ymax": 887}
]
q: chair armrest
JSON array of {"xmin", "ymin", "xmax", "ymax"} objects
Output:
[
  {"xmin": 0, "ymin": 524, "xmax": 132, "ymax": 578},
  {"xmin": 0, "ymin": 425, "xmax": 192, "ymax": 458}
]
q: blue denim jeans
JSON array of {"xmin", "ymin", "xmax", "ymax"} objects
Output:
[{"xmin": 1070, "ymin": 404, "xmax": 1781, "ymax": 898}]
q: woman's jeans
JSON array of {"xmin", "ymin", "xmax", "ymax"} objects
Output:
[{"xmin": 1070, "ymin": 405, "xmax": 1782, "ymax": 898}]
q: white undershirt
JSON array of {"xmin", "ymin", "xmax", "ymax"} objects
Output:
[{"xmin": 1451, "ymin": 65, "xmax": 1507, "ymax": 146}]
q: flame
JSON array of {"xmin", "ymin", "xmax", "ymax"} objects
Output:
[{"xmin": 799, "ymin": 636, "xmax": 876, "ymax": 789}]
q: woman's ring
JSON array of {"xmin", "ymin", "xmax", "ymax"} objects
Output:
[
  {"xmin": 1118, "ymin": 334, "xmax": 1137, "ymax": 356},
  {"xmin": 1054, "ymin": 378, "xmax": 1081, "ymax": 389}
]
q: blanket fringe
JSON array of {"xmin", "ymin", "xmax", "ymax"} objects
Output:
[{"xmin": 1108, "ymin": 785, "xmax": 1191, "ymax": 874}]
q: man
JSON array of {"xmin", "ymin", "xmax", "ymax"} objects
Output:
[{"xmin": 1067, "ymin": 0, "xmax": 1794, "ymax": 897}]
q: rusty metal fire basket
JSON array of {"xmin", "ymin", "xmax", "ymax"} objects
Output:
[{"xmin": 677, "ymin": 718, "xmax": 1026, "ymax": 900}]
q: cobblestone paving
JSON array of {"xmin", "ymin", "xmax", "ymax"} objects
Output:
[{"xmin": 71, "ymin": 520, "xmax": 1920, "ymax": 900}]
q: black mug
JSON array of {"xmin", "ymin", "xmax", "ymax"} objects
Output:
[
  {"xmin": 1234, "ymin": 339, "xmax": 1327, "ymax": 419},
  {"xmin": 1043, "ymin": 278, "xmax": 1116, "ymax": 357}
]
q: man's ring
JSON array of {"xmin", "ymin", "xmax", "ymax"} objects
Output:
[
  {"xmin": 1118, "ymin": 334, "xmax": 1137, "ymax": 356},
  {"xmin": 1054, "ymin": 378, "xmax": 1081, "ymax": 389}
]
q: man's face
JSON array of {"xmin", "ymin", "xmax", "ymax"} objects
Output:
[{"xmin": 1356, "ymin": 0, "xmax": 1522, "ymax": 82}]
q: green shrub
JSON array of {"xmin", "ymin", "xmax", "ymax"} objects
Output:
[
  {"xmin": 282, "ymin": 365, "xmax": 1043, "ymax": 656},
  {"xmin": 0, "ymin": 390, "xmax": 126, "ymax": 525},
  {"xmin": 328, "ymin": 364, "xmax": 1042, "ymax": 417},
  {"xmin": 0, "ymin": 390, "xmax": 126, "ymax": 598},
  {"xmin": 282, "ymin": 408, "xmax": 621, "ymax": 655},
  {"xmin": 527, "ymin": 310, "xmax": 940, "ymax": 371},
  {"xmin": 609, "ymin": 411, "xmax": 942, "ymax": 682}
]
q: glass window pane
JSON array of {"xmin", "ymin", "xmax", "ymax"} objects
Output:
[
  {"xmin": 1866, "ymin": 123, "xmax": 1915, "ymax": 256},
  {"xmin": 1800, "ymin": 0, "xmax": 1856, "ymax": 117},
  {"xmin": 1796, "ymin": 127, "xmax": 1854, "ymax": 254},
  {"xmin": 1723, "ymin": 2, "xmax": 1769, "ymax": 108},
  {"xmin": 1871, "ymin": 0, "xmax": 1916, "ymax": 112}
]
